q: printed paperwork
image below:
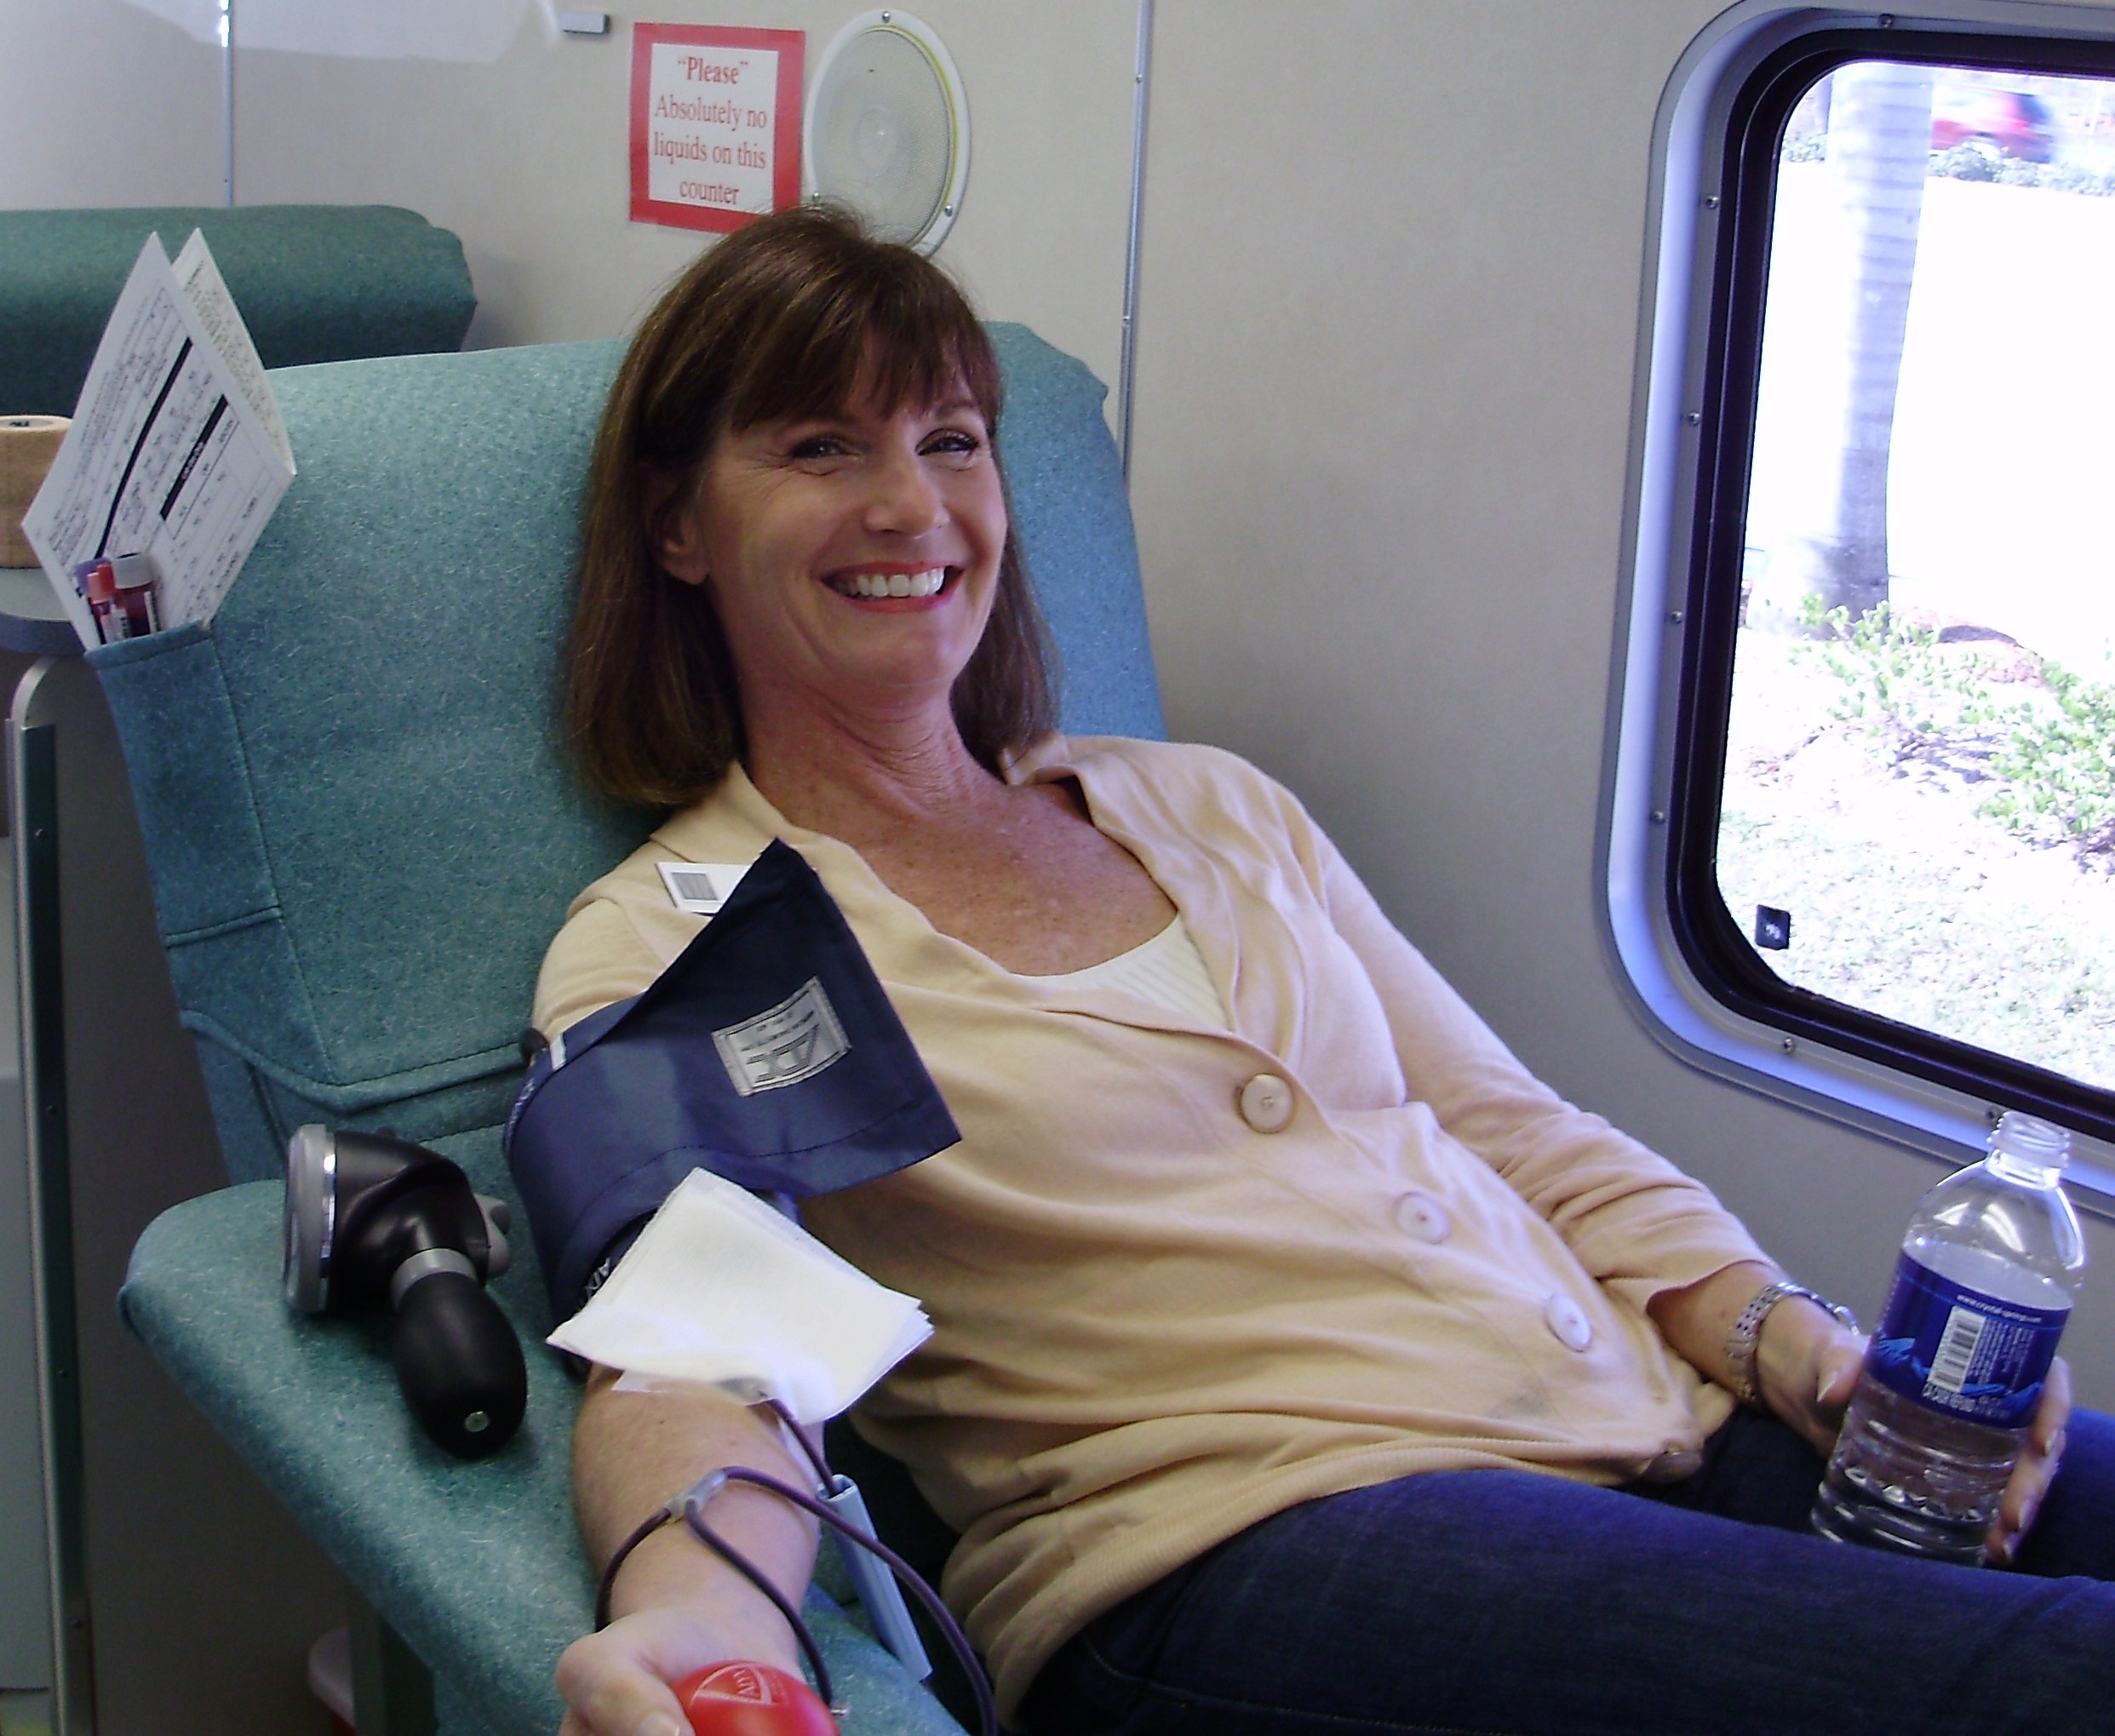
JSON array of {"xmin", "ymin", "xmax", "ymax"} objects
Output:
[
  {"xmin": 171, "ymin": 230, "xmax": 294, "ymax": 471},
  {"xmin": 546, "ymin": 1167, "xmax": 932, "ymax": 1424},
  {"xmin": 20, "ymin": 230, "xmax": 295, "ymax": 647}
]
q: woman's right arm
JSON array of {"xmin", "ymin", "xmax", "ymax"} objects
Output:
[
  {"xmin": 540, "ymin": 894, "xmax": 832, "ymax": 1730},
  {"xmin": 558, "ymin": 1369, "xmax": 821, "ymax": 1736}
]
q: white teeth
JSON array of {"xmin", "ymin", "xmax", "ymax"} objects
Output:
[{"xmin": 843, "ymin": 567, "xmax": 945, "ymax": 599}]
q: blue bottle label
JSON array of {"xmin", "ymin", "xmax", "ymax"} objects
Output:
[{"xmin": 1866, "ymin": 1253, "xmax": 2068, "ymax": 1428}]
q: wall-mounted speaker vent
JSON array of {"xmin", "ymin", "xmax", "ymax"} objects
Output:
[{"xmin": 805, "ymin": 9, "xmax": 969, "ymax": 254}]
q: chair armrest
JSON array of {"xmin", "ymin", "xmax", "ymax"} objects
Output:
[{"xmin": 123, "ymin": 1183, "xmax": 966, "ymax": 1734}]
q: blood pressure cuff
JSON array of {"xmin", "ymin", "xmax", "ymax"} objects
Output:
[{"xmin": 504, "ymin": 839, "xmax": 960, "ymax": 1318}]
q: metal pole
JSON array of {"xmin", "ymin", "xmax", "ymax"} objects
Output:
[
  {"xmin": 1117, "ymin": 0, "xmax": 1154, "ymax": 477},
  {"xmin": 348, "ymin": 1592, "xmax": 436, "ymax": 1736},
  {"xmin": 12, "ymin": 660, "xmax": 97, "ymax": 1736},
  {"xmin": 221, "ymin": 0, "xmax": 235, "ymax": 207}
]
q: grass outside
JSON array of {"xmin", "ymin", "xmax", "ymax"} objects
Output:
[{"xmin": 1717, "ymin": 630, "xmax": 2115, "ymax": 1094}]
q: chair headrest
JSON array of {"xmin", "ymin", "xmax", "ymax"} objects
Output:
[{"xmin": 0, "ymin": 203, "xmax": 476, "ymax": 415}]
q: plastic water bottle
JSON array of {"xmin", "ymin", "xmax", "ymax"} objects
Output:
[{"xmin": 1811, "ymin": 1112, "xmax": 2085, "ymax": 1564}]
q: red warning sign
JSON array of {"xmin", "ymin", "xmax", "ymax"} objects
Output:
[{"xmin": 631, "ymin": 23, "xmax": 804, "ymax": 232}]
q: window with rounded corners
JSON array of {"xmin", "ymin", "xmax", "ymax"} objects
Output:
[{"xmin": 1611, "ymin": 5, "xmax": 2115, "ymax": 1188}]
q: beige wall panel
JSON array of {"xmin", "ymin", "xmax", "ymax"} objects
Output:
[
  {"xmin": 230, "ymin": 1, "xmax": 1136, "ymax": 394},
  {"xmin": 1126, "ymin": 0, "xmax": 2115, "ymax": 1400},
  {"xmin": 0, "ymin": 0, "xmax": 224, "ymax": 208},
  {"xmin": 898, "ymin": 1, "xmax": 1138, "ymax": 404}
]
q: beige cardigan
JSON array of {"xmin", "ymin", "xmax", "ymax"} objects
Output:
[{"xmin": 534, "ymin": 736, "xmax": 1766, "ymax": 1718}]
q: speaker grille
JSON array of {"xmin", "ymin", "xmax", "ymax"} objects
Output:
[{"xmin": 810, "ymin": 25, "xmax": 956, "ymax": 245}]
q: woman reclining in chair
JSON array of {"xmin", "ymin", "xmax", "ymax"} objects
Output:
[{"xmin": 536, "ymin": 204, "xmax": 2115, "ymax": 1736}]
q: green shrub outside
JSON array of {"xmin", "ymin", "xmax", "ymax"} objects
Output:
[
  {"xmin": 1780, "ymin": 131, "xmax": 2115, "ymax": 194},
  {"xmin": 1796, "ymin": 597, "xmax": 2115, "ymax": 868}
]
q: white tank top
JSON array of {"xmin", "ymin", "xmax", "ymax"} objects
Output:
[{"xmin": 1023, "ymin": 915, "xmax": 1230, "ymax": 1029}]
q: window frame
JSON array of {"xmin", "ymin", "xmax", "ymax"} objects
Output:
[{"xmin": 1607, "ymin": 1, "xmax": 2115, "ymax": 1192}]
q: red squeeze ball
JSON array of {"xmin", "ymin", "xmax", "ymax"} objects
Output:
[{"xmin": 671, "ymin": 1662, "xmax": 840, "ymax": 1736}]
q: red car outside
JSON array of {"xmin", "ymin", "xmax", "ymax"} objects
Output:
[{"xmin": 1931, "ymin": 83, "xmax": 2059, "ymax": 163}]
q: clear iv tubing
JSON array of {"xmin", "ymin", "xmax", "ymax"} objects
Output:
[{"xmin": 595, "ymin": 1462, "xmax": 999, "ymax": 1736}]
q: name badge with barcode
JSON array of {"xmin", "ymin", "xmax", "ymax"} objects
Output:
[
  {"xmin": 714, "ymin": 977, "xmax": 851, "ymax": 1095},
  {"xmin": 657, "ymin": 860, "xmax": 757, "ymax": 915}
]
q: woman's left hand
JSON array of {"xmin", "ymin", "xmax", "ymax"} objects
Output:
[
  {"xmin": 1750, "ymin": 1292, "xmax": 1864, "ymax": 1458},
  {"xmin": 1989, "ymin": 1358, "xmax": 2071, "ymax": 1566},
  {"xmin": 1754, "ymin": 1298, "xmax": 2072, "ymax": 1565}
]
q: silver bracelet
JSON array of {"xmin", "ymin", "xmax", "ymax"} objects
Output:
[{"xmin": 1725, "ymin": 1280, "xmax": 1859, "ymax": 1407}]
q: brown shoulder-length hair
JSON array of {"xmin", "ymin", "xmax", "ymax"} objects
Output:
[{"xmin": 566, "ymin": 203, "xmax": 1058, "ymax": 807}]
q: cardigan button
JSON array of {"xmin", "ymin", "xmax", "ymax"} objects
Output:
[
  {"xmin": 1393, "ymin": 1192, "xmax": 1450, "ymax": 1244},
  {"xmin": 1237, "ymin": 1073, "xmax": 1294, "ymax": 1132},
  {"xmin": 1545, "ymin": 1293, "xmax": 1594, "ymax": 1352}
]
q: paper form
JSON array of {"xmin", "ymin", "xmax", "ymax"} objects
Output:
[
  {"xmin": 21, "ymin": 232, "xmax": 296, "ymax": 646},
  {"xmin": 172, "ymin": 230, "xmax": 294, "ymax": 472}
]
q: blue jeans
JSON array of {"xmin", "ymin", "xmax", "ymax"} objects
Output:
[{"xmin": 1017, "ymin": 1407, "xmax": 2115, "ymax": 1734}]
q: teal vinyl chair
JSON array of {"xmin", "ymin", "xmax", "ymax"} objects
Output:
[
  {"xmin": 0, "ymin": 205, "xmax": 478, "ymax": 417},
  {"xmin": 90, "ymin": 328, "xmax": 1162, "ymax": 1735}
]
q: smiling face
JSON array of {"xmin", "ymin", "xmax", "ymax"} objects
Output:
[
  {"xmin": 570, "ymin": 207, "xmax": 1055, "ymax": 805},
  {"xmin": 657, "ymin": 389, "xmax": 1009, "ymax": 736}
]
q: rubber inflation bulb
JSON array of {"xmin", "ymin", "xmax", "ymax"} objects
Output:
[{"xmin": 390, "ymin": 1270, "xmax": 527, "ymax": 1458}]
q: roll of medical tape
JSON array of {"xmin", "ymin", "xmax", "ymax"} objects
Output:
[{"xmin": 1, "ymin": 415, "xmax": 69, "ymax": 569}]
